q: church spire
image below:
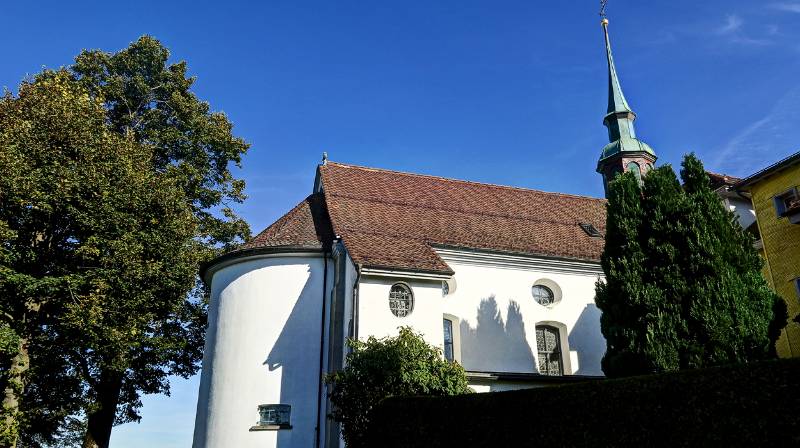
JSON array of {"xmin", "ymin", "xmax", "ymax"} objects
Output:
[
  {"xmin": 603, "ymin": 18, "xmax": 633, "ymax": 121},
  {"xmin": 596, "ymin": 16, "xmax": 657, "ymax": 195}
]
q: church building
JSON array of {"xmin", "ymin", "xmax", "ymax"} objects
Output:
[{"xmin": 193, "ymin": 18, "xmax": 657, "ymax": 448}]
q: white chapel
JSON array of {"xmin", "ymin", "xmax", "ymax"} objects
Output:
[{"xmin": 193, "ymin": 18, "xmax": 658, "ymax": 448}]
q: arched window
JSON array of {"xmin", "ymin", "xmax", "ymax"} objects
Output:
[
  {"xmin": 536, "ymin": 325, "xmax": 563, "ymax": 376},
  {"xmin": 388, "ymin": 283, "xmax": 414, "ymax": 317},
  {"xmin": 532, "ymin": 285, "xmax": 555, "ymax": 306},
  {"xmin": 627, "ymin": 161, "xmax": 642, "ymax": 183}
]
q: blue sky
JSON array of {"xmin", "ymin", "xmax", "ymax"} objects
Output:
[{"xmin": 3, "ymin": 0, "xmax": 800, "ymax": 446}]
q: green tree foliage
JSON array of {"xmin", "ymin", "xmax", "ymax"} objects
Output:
[
  {"xmin": 326, "ymin": 327, "xmax": 472, "ymax": 448},
  {"xmin": 72, "ymin": 35, "xmax": 250, "ymax": 254},
  {"xmin": 596, "ymin": 154, "xmax": 787, "ymax": 378},
  {"xmin": 0, "ymin": 71, "xmax": 196, "ymax": 447},
  {"xmin": 58, "ymin": 36, "xmax": 249, "ymax": 447}
]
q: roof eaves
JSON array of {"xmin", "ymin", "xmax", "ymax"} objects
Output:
[
  {"xmin": 360, "ymin": 263, "xmax": 455, "ymax": 278},
  {"xmin": 430, "ymin": 243, "xmax": 603, "ymax": 264},
  {"xmin": 199, "ymin": 244, "xmax": 327, "ymax": 284},
  {"xmin": 736, "ymin": 151, "xmax": 800, "ymax": 189}
]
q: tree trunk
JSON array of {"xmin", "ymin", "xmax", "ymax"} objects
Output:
[
  {"xmin": 82, "ymin": 370, "xmax": 123, "ymax": 448},
  {"xmin": 1, "ymin": 338, "xmax": 29, "ymax": 448}
]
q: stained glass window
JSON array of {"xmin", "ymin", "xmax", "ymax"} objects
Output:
[
  {"xmin": 536, "ymin": 325, "xmax": 563, "ymax": 376},
  {"xmin": 389, "ymin": 283, "xmax": 414, "ymax": 318},
  {"xmin": 443, "ymin": 318, "xmax": 454, "ymax": 362},
  {"xmin": 532, "ymin": 285, "xmax": 555, "ymax": 306}
]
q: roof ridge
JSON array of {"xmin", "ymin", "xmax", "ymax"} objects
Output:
[{"xmin": 324, "ymin": 162, "xmax": 606, "ymax": 202}]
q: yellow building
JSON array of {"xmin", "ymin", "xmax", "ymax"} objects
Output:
[{"xmin": 737, "ymin": 151, "xmax": 800, "ymax": 357}]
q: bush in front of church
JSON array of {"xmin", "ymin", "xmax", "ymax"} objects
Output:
[
  {"xmin": 326, "ymin": 327, "xmax": 472, "ymax": 448},
  {"xmin": 596, "ymin": 153, "xmax": 787, "ymax": 378}
]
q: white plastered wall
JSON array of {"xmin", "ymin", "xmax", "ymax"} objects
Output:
[
  {"xmin": 442, "ymin": 256, "xmax": 605, "ymax": 377},
  {"xmin": 193, "ymin": 255, "xmax": 333, "ymax": 448},
  {"xmin": 352, "ymin": 249, "xmax": 606, "ymax": 381},
  {"xmin": 356, "ymin": 277, "xmax": 444, "ymax": 349}
]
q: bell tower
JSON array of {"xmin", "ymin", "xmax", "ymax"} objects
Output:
[{"xmin": 597, "ymin": 16, "xmax": 657, "ymax": 195}]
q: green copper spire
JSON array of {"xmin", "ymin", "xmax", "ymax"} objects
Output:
[
  {"xmin": 604, "ymin": 18, "xmax": 633, "ymax": 116},
  {"xmin": 598, "ymin": 18, "xmax": 656, "ymax": 166}
]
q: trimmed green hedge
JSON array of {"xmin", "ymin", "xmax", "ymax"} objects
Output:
[{"xmin": 366, "ymin": 359, "xmax": 800, "ymax": 447}]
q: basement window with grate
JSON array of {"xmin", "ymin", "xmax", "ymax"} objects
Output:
[
  {"xmin": 250, "ymin": 404, "xmax": 291, "ymax": 431},
  {"xmin": 579, "ymin": 222, "xmax": 602, "ymax": 238}
]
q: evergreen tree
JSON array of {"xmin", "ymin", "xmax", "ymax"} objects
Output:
[
  {"xmin": 597, "ymin": 154, "xmax": 787, "ymax": 378},
  {"xmin": 677, "ymin": 154, "xmax": 786, "ymax": 365},
  {"xmin": 595, "ymin": 171, "xmax": 651, "ymax": 377}
]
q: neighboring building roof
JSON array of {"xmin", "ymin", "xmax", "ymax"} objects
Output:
[
  {"xmin": 243, "ymin": 193, "xmax": 334, "ymax": 251},
  {"xmin": 736, "ymin": 151, "xmax": 800, "ymax": 189},
  {"xmin": 316, "ymin": 162, "xmax": 607, "ymax": 275},
  {"xmin": 706, "ymin": 171, "xmax": 742, "ymax": 191}
]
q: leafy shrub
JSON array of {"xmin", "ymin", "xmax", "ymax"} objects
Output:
[{"xmin": 325, "ymin": 327, "xmax": 471, "ymax": 448}]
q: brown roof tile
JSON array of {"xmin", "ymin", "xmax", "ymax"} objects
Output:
[
  {"xmin": 242, "ymin": 193, "xmax": 333, "ymax": 250},
  {"xmin": 318, "ymin": 162, "xmax": 607, "ymax": 274},
  {"xmin": 706, "ymin": 171, "xmax": 742, "ymax": 191}
]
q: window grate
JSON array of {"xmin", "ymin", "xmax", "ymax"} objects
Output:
[
  {"xmin": 256, "ymin": 404, "xmax": 291, "ymax": 428},
  {"xmin": 389, "ymin": 283, "xmax": 414, "ymax": 318},
  {"xmin": 532, "ymin": 285, "xmax": 555, "ymax": 306},
  {"xmin": 536, "ymin": 325, "xmax": 563, "ymax": 376}
]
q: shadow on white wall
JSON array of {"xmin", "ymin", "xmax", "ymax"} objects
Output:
[
  {"xmin": 459, "ymin": 296, "xmax": 535, "ymax": 373},
  {"xmin": 264, "ymin": 272, "xmax": 319, "ymax": 448},
  {"xmin": 568, "ymin": 304, "xmax": 604, "ymax": 376}
]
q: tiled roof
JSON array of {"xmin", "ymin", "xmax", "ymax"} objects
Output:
[
  {"xmin": 239, "ymin": 163, "xmax": 608, "ymax": 275},
  {"xmin": 706, "ymin": 171, "xmax": 742, "ymax": 191},
  {"xmin": 319, "ymin": 163, "xmax": 607, "ymax": 274},
  {"xmin": 242, "ymin": 193, "xmax": 333, "ymax": 250}
]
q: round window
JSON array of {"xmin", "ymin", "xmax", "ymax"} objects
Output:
[
  {"xmin": 532, "ymin": 285, "xmax": 555, "ymax": 306},
  {"xmin": 389, "ymin": 283, "xmax": 414, "ymax": 317}
]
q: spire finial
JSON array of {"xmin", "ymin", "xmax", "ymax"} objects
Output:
[
  {"xmin": 321, "ymin": 152, "xmax": 328, "ymax": 165},
  {"xmin": 600, "ymin": 0, "xmax": 609, "ymax": 21}
]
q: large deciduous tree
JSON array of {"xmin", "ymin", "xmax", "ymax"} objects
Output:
[
  {"xmin": 2, "ymin": 35, "xmax": 250, "ymax": 448},
  {"xmin": 596, "ymin": 154, "xmax": 787, "ymax": 378},
  {"xmin": 0, "ymin": 71, "xmax": 196, "ymax": 448},
  {"xmin": 64, "ymin": 36, "xmax": 250, "ymax": 448}
]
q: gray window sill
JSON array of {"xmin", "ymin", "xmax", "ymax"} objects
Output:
[{"xmin": 249, "ymin": 424, "xmax": 292, "ymax": 431}]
